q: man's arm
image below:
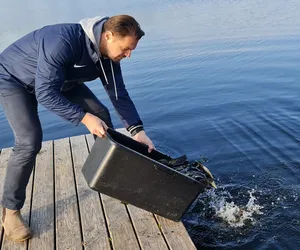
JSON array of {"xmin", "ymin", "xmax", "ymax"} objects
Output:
[
  {"xmin": 35, "ymin": 33, "xmax": 114, "ymax": 138},
  {"xmin": 35, "ymin": 33, "xmax": 86, "ymax": 125},
  {"xmin": 102, "ymin": 61, "xmax": 143, "ymax": 132},
  {"xmin": 102, "ymin": 61, "xmax": 155, "ymax": 151}
]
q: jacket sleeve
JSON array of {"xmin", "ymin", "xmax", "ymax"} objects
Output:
[
  {"xmin": 102, "ymin": 61, "xmax": 143, "ymax": 130},
  {"xmin": 35, "ymin": 34, "xmax": 86, "ymax": 125}
]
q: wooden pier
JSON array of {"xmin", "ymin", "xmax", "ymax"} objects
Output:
[{"xmin": 0, "ymin": 131, "xmax": 197, "ymax": 250}]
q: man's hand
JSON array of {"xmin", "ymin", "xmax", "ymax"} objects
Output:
[
  {"xmin": 81, "ymin": 112, "xmax": 108, "ymax": 138},
  {"xmin": 133, "ymin": 130, "xmax": 155, "ymax": 153}
]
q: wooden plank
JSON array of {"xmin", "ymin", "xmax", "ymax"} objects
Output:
[
  {"xmin": 85, "ymin": 134, "xmax": 95, "ymax": 150},
  {"xmin": 0, "ymin": 148, "xmax": 12, "ymax": 247},
  {"xmin": 155, "ymin": 215, "xmax": 197, "ymax": 250},
  {"xmin": 127, "ymin": 205, "xmax": 168, "ymax": 250},
  {"xmin": 86, "ymin": 134, "xmax": 140, "ymax": 250},
  {"xmin": 70, "ymin": 135, "xmax": 111, "ymax": 250},
  {"xmin": 102, "ymin": 196, "xmax": 140, "ymax": 250},
  {"xmin": 28, "ymin": 141, "xmax": 54, "ymax": 250},
  {"xmin": 54, "ymin": 138, "xmax": 82, "ymax": 250},
  {"xmin": 1, "ymin": 148, "xmax": 34, "ymax": 250}
]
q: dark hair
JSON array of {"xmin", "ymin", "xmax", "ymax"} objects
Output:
[{"xmin": 103, "ymin": 15, "xmax": 145, "ymax": 40}]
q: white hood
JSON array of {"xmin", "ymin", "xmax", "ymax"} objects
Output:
[{"xmin": 79, "ymin": 16, "xmax": 119, "ymax": 100}]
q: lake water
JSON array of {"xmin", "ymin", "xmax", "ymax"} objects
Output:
[{"xmin": 1, "ymin": 0, "xmax": 300, "ymax": 249}]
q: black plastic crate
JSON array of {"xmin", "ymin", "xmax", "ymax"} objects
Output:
[{"xmin": 82, "ymin": 128, "xmax": 207, "ymax": 221}]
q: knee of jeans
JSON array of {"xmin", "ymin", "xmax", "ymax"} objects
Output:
[
  {"xmin": 95, "ymin": 105, "xmax": 109, "ymax": 116},
  {"xmin": 94, "ymin": 107, "xmax": 113, "ymax": 128},
  {"xmin": 14, "ymin": 134, "xmax": 42, "ymax": 156}
]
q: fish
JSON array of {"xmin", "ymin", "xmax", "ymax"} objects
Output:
[
  {"xmin": 159, "ymin": 156, "xmax": 217, "ymax": 189},
  {"xmin": 196, "ymin": 161, "xmax": 217, "ymax": 189}
]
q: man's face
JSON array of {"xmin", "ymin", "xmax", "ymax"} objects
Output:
[{"xmin": 101, "ymin": 32, "xmax": 139, "ymax": 63}]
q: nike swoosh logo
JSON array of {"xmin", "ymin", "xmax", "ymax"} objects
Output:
[{"xmin": 74, "ymin": 64, "xmax": 87, "ymax": 68}]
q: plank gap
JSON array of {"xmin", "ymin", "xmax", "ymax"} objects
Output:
[
  {"xmin": 28, "ymin": 164, "xmax": 36, "ymax": 228},
  {"xmin": 54, "ymin": 138, "xmax": 83, "ymax": 249},
  {"xmin": 99, "ymin": 193, "xmax": 114, "ymax": 250},
  {"xmin": 26, "ymin": 163, "xmax": 36, "ymax": 250},
  {"xmin": 0, "ymin": 226, "xmax": 3, "ymax": 250},
  {"xmin": 52, "ymin": 141, "xmax": 57, "ymax": 250},
  {"xmin": 153, "ymin": 215, "xmax": 171, "ymax": 250},
  {"xmin": 85, "ymin": 134, "xmax": 114, "ymax": 250},
  {"xmin": 155, "ymin": 215, "xmax": 197, "ymax": 250},
  {"xmin": 0, "ymin": 148, "xmax": 10, "ymax": 250},
  {"xmin": 124, "ymin": 205, "xmax": 142, "ymax": 250},
  {"xmin": 68, "ymin": 137, "xmax": 84, "ymax": 250}
]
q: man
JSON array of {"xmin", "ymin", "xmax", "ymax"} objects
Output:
[{"xmin": 0, "ymin": 15, "xmax": 154, "ymax": 241}]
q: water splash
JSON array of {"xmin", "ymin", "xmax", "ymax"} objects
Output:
[
  {"xmin": 183, "ymin": 175, "xmax": 300, "ymax": 249},
  {"xmin": 208, "ymin": 189, "xmax": 264, "ymax": 227}
]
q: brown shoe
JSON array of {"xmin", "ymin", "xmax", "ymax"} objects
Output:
[{"xmin": 2, "ymin": 208, "xmax": 33, "ymax": 242}]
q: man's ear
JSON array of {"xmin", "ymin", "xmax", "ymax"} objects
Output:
[{"xmin": 105, "ymin": 31, "xmax": 113, "ymax": 43}]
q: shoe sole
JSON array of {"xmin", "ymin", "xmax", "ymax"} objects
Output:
[{"xmin": 6, "ymin": 233, "xmax": 33, "ymax": 242}]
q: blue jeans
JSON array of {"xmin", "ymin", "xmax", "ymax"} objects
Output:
[{"xmin": 0, "ymin": 69, "xmax": 113, "ymax": 210}]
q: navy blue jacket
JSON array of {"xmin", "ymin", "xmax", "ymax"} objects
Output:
[{"xmin": 0, "ymin": 23, "xmax": 142, "ymax": 127}]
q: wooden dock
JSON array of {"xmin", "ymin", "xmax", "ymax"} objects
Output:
[{"xmin": 0, "ymin": 131, "xmax": 197, "ymax": 250}]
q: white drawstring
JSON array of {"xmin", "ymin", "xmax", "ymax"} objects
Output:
[
  {"xmin": 110, "ymin": 60, "xmax": 118, "ymax": 100},
  {"xmin": 99, "ymin": 59, "xmax": 109, "ymax": 85},
  {"xmin": 99, "ymin": 58, "xmax": 118, "ymax": 100}
]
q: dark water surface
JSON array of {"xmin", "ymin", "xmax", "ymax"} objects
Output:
[{"xmin": 1, "ymin": 0, "xmax": 300, "ymax": 249}]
